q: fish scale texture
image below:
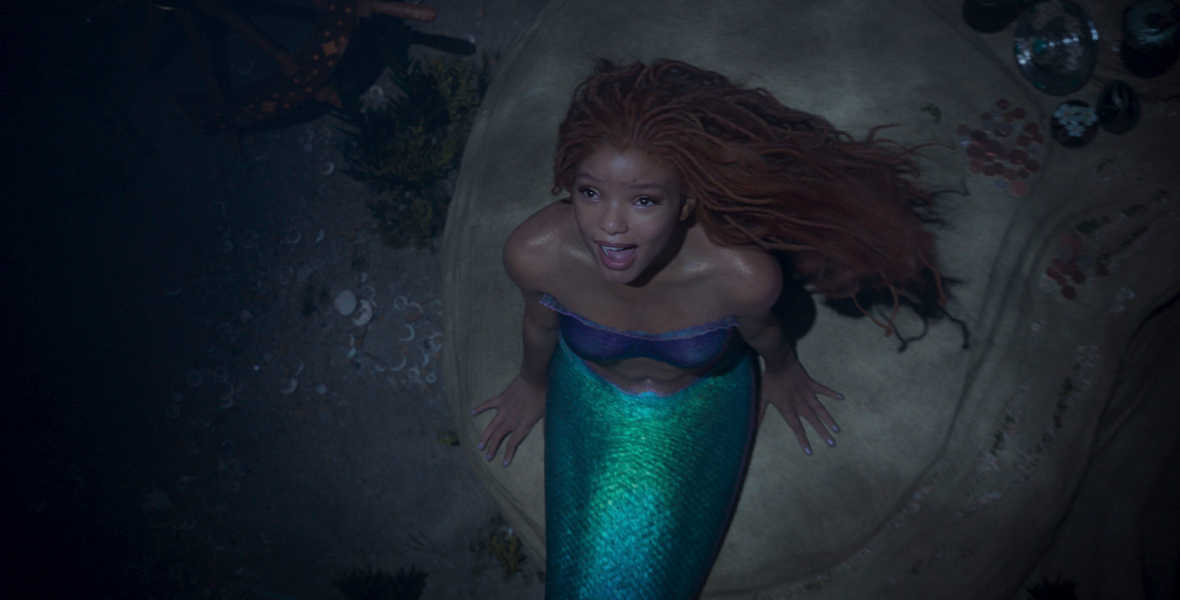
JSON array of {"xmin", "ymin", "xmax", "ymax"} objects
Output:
[{"xmin": 544, "ymin": 336, "xmax": 758, "ymax": 599}]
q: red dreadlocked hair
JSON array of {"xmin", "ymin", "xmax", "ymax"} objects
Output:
[{"xmin": 552, "ymin": 58, "xmax": 948, "ymax": 337}]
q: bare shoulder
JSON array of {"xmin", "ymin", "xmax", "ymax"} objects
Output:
[
  {"xmin": 708, "ymin": 242, "xmax": 783, "ymax": 318},
  {"xmin": 502, "ymin": 200, "xmax": 572, "ymax": 293}
]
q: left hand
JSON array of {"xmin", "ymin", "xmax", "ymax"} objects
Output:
[{"xmin": 759, "ymin": 359, "xmax": 843, "ymax": 455}]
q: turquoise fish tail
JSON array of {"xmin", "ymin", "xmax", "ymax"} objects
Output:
[{"xmin": 545, "ymin": 335, "xmax": 757, "ymax": 599}]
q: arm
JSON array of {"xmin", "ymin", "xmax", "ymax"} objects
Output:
[
  {"xmin": 730, "ymin": 252, "xmax": 843, "ymax": 455},
  {"xmin": 470, "ymin": 222, "xmax": 560, "ymax": 467},
  {"xmin": 507, "ymin": 216, "xmax": 562, "ymax": 384},
  {"xmin": 516, "ymin": 287, "xmax": 560, "ymax": 386}
]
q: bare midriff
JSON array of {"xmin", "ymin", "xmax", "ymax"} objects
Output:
[{"xmin": 581, "ymin": 357, "xmax": 704, "ymax": 396}]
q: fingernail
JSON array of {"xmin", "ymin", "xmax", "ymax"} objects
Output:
[
  {"xmin": 827, "ymin": 438, "xmax": 836, "ymax": 447},
  {"xmin": 838, "ymin": 394, "xmax": 845, "ymax": 400},
  {"xmin": 804, "ymin": 447, "xmax": 812, "ymax": 455},
  {"xmin": 503, "ymin": 459, "xmax": 509, "ymax": 467},
  {"xmin": 470, "ymin": 409, "xmax": 476, "ymax": 415},
  {"xmin": 478, "ymin": 442, "xmax": 484, "ymax": 450},
  {"xmin": 485, "ymin": 454, "xmax": 492, "ymax": 461},
  {"xmin": 831, "ymin": 424, "xmax": 840, "ymax": 433}
]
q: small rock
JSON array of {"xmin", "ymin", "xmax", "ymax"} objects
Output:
[
  {"xmin": 240, "ymin": 309, "xmax": 254, "ymax": 323},
  {"xmin": 334, "ymin": 289, "xmax": 358, "ymax": 316}
]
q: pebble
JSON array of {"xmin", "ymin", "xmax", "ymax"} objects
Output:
[{"xmin": 334, "ymin": 289, "xmax": 358, "ymax": 316}]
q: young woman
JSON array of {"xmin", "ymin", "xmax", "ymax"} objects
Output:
[{"xmin": 470, "ymin": 58, "xmax": 947, "ymax": 599}]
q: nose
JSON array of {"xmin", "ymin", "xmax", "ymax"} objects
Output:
[{"xmin": 598, "ymin": 202, "xmax": 628, "ymax": 236}]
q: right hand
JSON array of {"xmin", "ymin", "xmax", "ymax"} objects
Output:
[{"xmin": 470, "ymin": 375, "xmax": 547, "ymax": 467}]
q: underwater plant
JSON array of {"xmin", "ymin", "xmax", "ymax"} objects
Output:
[
  {"xmin": 332, "ymin": 564, "xmax": 426, "ymax": 600},
  {"xmin": 337, "ymin": 52, "xmax": 491, "ymax": 249},
  {"xmin": 487, "ymin": 527, "xmax": 526, "ymax": 578}
]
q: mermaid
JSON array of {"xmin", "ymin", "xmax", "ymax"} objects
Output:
[{"xmin": 470, "ymin": 58, "xmax": 948, "ymax": 599}]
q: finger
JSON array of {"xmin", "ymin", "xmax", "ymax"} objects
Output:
[
  {"xmin": 807, "ymin": 396, "xmax": 841, "ymax": 435},
  {"xmin": 815, "ymin": 385, "xmax": 845, "ymax": 401},
  {"xmin": 479, "ymin": 414, "xmax": 506, "ymax": 455},
  {"xmin": 470, "ymin": 396, "xmax": 501, "ymax": 416},
  {"xmin": 802, "ymin": 401, "xmax": 840, "ymax": 448},
  {"xmin": 503, "ymin": 425, "xmax": 523, "ymax": 466},
  {"xmin": 477, "ymin": 413, "xmax": 498, "ymax": 449},
  {"xmin": 484, "ymin": 427, "xmax": 507, "ymax": 461},
  {"xmin": 502, "ymin": 428, "xmax": 525, "ymax": 467},
  {"xmin": 503, "ymin": 441, "xmax": 516, "ymax": 467},
  {"xmin": 504, "ymin": 419, "xmax": 541, "ymax": 467},
  {"xmin": 780, "ymin": 411, "xmax": 812, "ymax": 456},
  {"xmin": 803, "ymin": 408, "xmax": 837, "ymax": 448}
]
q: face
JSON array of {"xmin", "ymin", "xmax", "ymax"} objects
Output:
[{"xmin": 571, "ymin": 147, "xmax": 695, "ymax": 286}]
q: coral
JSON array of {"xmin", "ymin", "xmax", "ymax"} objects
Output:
[{"xmin": 332, "ymin": 564, "xmax": 427, "ymax": 600}]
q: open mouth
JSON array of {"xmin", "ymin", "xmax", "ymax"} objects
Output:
[{"xmin": 597, "ymin": 243, "xmax": 638, "ymax": 270}]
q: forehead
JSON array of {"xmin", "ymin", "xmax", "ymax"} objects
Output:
[{"xmin": 577, "ymin": 147, "xmax": 678, "ymax": 183}]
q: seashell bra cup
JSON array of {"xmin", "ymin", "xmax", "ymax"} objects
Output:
[{"xmin": 539, "ymin": 293, "xmax": 738, "ymax": 371}]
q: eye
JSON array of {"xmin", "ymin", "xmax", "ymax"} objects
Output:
[
  {"xmin": 634, "ymin": 196, "xmax": 658, "ymax": 207},
  {"xmin": 577, "ymin": 187, "xmax": 598, "ymax": 200}
]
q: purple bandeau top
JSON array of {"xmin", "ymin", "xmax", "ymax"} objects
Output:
[{"xmin": 539, "ymin": 293, "xmax": 738, "ymax": 370}]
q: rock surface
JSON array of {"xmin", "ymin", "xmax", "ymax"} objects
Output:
[{"xmin": 443, "ymin": 0, "xmax": 1180, "ymax": 598}]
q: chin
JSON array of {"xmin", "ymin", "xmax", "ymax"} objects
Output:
[{"xmin": 597, "ymin": 264, "xmax": 639, "ymax": 284}]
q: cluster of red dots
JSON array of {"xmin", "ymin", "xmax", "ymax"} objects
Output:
[
  {"xmin": 1043, "ymin": 232, "xmax": 1107, "ymax": 300},
  {"xmin": 958, "ymin": 99, "xmax": 1045, "ymax": 197}
]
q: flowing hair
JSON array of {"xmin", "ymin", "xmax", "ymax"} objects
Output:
[{"xmin": 553, "ymin": 58, "xmax": 950, "ymax": 337}]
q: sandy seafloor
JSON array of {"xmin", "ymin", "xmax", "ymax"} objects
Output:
[{"xmin": 6, "ymin": 1, "xmax": 550, "ymax": 598}]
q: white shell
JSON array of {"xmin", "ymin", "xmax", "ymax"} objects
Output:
[
  {"xmin": 334, "ymin": 289, "xmax": 358, "ymax": 316},
  {"xmin": 351, "ymin": 299, "xmax": 374, "ymax": 327},
  {"xmin": 280, "ymin": 378, "xmax": 299, "ymax": 395}
]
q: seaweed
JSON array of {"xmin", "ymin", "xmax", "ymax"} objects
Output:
[
  {"xmin": 487, "ymin": 528, "xmax": 526, "ymax": 578},
  {"xmin": 337, "ymin": 49, "xmax": 491, "ymax": 249},
  {"xmin": 332, "ymin": 564, "xmax": 427, "ymax": 600}
]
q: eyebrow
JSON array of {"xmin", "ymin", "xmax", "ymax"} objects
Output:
[{"xmin": 575, "ymin": 172, "xmax": 669, "ymax": 193}]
